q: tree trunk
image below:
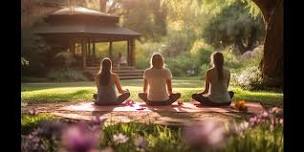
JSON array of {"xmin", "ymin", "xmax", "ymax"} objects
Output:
[{"xmin": 252, "ymin": 0, "xmax": 283, "ymax": 88}]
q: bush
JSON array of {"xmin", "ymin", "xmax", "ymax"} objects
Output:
[
  {"xmin": 47, "ymin": 68, "xmax": 88, "ymax": 82},
  {"xmin": 166, "ymin": 53, "xmax": 199, "ymax": 77},
  {"xmin": 21, "ymin": 28, "xmax": 51, "ymax": 77},
  {"xmin": 232, "ymin": 66, "xmax": 263, "ymax": 90}
]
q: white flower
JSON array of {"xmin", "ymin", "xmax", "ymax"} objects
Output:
[
  {"xmin": 239, "ymin": 121, "xmax": 249, "ymax": 131},
  {"xmin": 113, "ymin": 133, "xmax": 129, "ymax": 144}
]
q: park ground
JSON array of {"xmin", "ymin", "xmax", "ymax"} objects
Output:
[
  {"xmin": 21, "ymin": 78, "xmax": 283, "ymax": 152},
  {"xmin": 22, "ymin": 78, "xmax": 283, "ymax": 105}
]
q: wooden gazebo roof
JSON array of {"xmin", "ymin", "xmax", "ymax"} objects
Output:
[{"xmin": 34, "ymin": 6, "xmax": 141, "ymax": 41}]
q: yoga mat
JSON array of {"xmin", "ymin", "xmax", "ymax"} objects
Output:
[{"xmin": 59, "ymin": 102, "xmax": 265, "ymax": 114}]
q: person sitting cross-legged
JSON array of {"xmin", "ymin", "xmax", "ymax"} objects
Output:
[
  {"xmin": 93, "ymin": 58, "xmax": 130, "ymax": 106},
  {"xmin": 138, "ymin": 53, "xmax": 181, "ymax": 106},
  {"xmin": 192, "ymin": 51, "xmax": 234, "ymax": 106}
]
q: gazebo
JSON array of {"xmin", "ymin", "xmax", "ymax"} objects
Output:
[{"xmin": 34, "ymin": 6, "xmax": 141, "ymax": 68}]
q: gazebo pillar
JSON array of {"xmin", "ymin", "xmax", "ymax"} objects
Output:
[
  {"xmin": 93, "ymin": 41, "xmax": 96, "ymax": 58},
  {"xmin": 81, "ymin": 40, "xmax": 87, "ymax": 68},
  {"xmin": 127, "ymin": 40, "xmax": 130, "ymax": 66},
  {"xmin": 130, "ymin": 39, "xmax": 135, "ymax": 66},
  {"xmin": 70, "ymin": 40, "xmax": 75, "ymax": 55},
  {"xmin": 127, "ymin": 39, "xmax": 135, "ymax": 66}
]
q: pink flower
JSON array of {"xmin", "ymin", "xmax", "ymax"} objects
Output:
[
  {"xmin": 249, "ymin": 116, "xmax": 258, "ymax": 126},
  {"xmin": 183, "ymin": 119, "xmax": 226, "ymax": 149},
  {"xmin": 262, "ymin": 111, "xmax": 269, "ymax": 118},
  {"xmin": 29, "ymin": 109, "xmax": 38, "ymax": 115},
  {"xmin": 62, "ymin": 123, "xmax": 99, "ymax": 152}
]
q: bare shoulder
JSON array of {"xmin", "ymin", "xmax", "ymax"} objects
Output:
[
  {"xmin": 111, "ymin": 73, "xmax": 119, "ymax": 80},
  {"xmin": 144, "ymin": 67, "xmax": 152, "ymax": 72},
  {"xmin": 206, "ymin": 68, "xmax": 214, "ymax": 74}
]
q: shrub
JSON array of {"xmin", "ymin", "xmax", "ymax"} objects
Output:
[
  {"xmin": 232, "ymin": 66, "xmax": 263, "ymax": 90},
  {"xmin": 21, "ymin": 28, "xmax": 51, "ymax": 77},
  {"xmin": 47, "ymin": 68, "xmax": 88, "ymax": 82},
  {"xmin": 166, "ymin": 53, "xmax": 199, "ymax": 76}
]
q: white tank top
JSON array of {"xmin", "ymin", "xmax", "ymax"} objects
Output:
[{"xmin": 206, "ymin": 68, "xmax": 231, "ymax": 103}]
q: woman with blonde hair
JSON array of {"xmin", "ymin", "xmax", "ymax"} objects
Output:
[
  {"xmin": 93, "ymin": 58, "xmax": 130, "ymax": 105},
  {"xmin": 138, "ymin": 53, "xmax": 181, "ymax": 106},
  {"xmin": 192, "ymin": 51, "xmax": 234, "ymax": 106}
]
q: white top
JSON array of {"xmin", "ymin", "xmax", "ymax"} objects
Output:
[
  {"xmin": 205, "ymin": 68, "xmax": 231, "ymax": 103},
  {"xmin": 144, "ymin": 67, "xmax": 172, "ymax": 101},
  {"xmin": 118, "ymin": 56, "xmax": 127, "ymax": 64}
]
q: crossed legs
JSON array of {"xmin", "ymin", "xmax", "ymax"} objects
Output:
[
  {"xmin": 93, "ymin": 92, "xmax": 130, "ymax": 106},
  {"xmin": 192, "ymin": 91, "xmax": 234, "ymax": 106},
  {"xmin": 138, "ymin": 93, "xmax": 181, "ymax": 106}
]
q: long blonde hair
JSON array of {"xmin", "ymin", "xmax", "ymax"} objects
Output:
[
  {"xmin": 150, "ymin": 53, "xmax": 164, "ymax": 69},
  {"xmin": 97, "ymin": 58, "xmax": 112, "ymax": 85},
  {"xmin": 210, "ymin": 51, "xmax": 224, "ymax": 81}
]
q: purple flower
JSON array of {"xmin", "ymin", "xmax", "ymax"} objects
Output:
[
  {"xmin": 21, "ymin": 130, "xmax": 46, "ymax": 152},
  {"xmin": 62, "ymin": 123, "xmax": 99, "ymax": 152},
  {"xmin": 134, "ymin": 135, "xmax": 148, "ymax": 151},
  {"xmin": 38, "ymin": 120, "xmax": 64, "ymax": 139},
  {"xmin": 183, "ymin": 119, "xmax": 226, "ymax": 149}
]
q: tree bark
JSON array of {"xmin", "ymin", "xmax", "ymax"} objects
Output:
[{"xmin": 252, "ymin": 0, "xmax": 283, "ymax": 88}]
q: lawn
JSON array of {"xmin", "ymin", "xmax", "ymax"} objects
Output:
[{"xmin": 21, "ymin": 79, "xmax": 283, "ymax": 105}]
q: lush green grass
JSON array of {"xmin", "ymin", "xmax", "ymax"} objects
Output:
[{"xmin": 21, "ymin": 79, "xmax": 283, "ymax": 104}]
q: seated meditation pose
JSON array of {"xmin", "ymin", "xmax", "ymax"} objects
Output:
[
  {"xmin": 192, "ymin": 51, "xmax": 234, "ymax": 106},
  {"xmin": 93, "ymin": 58, "xmax": 130, "ymax": 106},
  {"xmin": 116, "ymin": 52, "xmax": 127, "ymax": 69},
  {"xmin": 138, "ymin": 53, "xmax": 181, "ymax": 106}
]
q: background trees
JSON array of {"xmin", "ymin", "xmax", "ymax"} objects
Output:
[{"xmin": 21, "ymin": 0, "xmax": 283, "ymax": 88}]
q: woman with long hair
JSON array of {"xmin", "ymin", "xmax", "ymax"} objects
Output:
[
  {"xmin": 93, "ymin": 58, "xmax": 130, "ymax": 105},
  {"xmin": 192, "ymin": 51, "xmax": 234, "ymax": 106},
  {"xmin": 138, "ymin": 53, "xmax": 181, "ymax": 106}
]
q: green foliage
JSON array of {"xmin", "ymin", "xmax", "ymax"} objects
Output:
[
  {"xmin": 47, "ymin": 68, "xmax": 88, "ymax": 82},
  {"xmin": 202, "ymin": 1, "xmax": 265, "ymax": 53},
  {"xmin": 224, "ymin": 125, "xmax": 283, "ymax": 152},
  {"xmin": 102, "ymin": 122, "xmax": 189, "ymax": 152},
  {"xmin": 166, "ymin": 52, "xmax": 199, "ymax": 76},
  {"xmin": 21, "ymin": 28, "xmax": 51, "ymax": 76},
  {"xmin": 21, "ymin": 117, "xmax": 283, "ymax": 152},
  {"xmin": 119, "ymin": 0, "xmax": 168, "ymax": 41},
  {"xmin": 21, "ymin": 114, "xmax": 56, "ymax": 134}
]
